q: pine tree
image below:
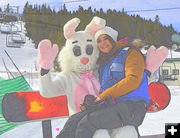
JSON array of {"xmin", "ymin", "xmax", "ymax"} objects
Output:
[
  {"xmin": 155, "ymin": 15, "xmax": 160, "ymax": 24},
  {"xmin": 6, "ymin": 4, "xmax": 10, "ymax": 12},
  {"xmin": 24, "ymin": 4, "xmax": 178, "ymax": 49}
]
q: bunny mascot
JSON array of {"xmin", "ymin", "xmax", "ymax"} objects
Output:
[
  {"xmin": 38, "ymin": 17, "xmax": 104, "ymax": 114},
  {"xmin": 38, "ymin": 17, "xmax": 115, "ymax": 138},
  {"xmin": 38, "ymin": 16, "xmax": 169, "ymax": 138}
]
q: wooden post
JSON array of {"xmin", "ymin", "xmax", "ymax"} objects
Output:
[{"xmin": 42, "ymin": 120, "xmax": 52, "ymax": 138}]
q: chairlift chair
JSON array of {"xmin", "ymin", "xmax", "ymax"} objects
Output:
[
  {"xmin": 12, "ymin": 21, "xmax": 23, "ymax": 32},
  {"xmin": 6, "ymin": 33, "xmax": 25, "ymax": 48},
  {"xmin": 0, "ymin": 24, "xmax": 11, "ymax": 34},
  {"xmin": 160, "ymin": 63, "xmax": 178, "ymax": 82},
  {"xmin": 12, "ymin": 34, "xmax": 23, "ymax": 43},
  {"xmin": 17, "ymin": 32, "xmax": 26, "ymax": 43},
  {"xmin": 162, "ymin": 75, "xmax": 178, "ymax": 81},
  {"xmin": 11, "ymin": 25, "xmax": 19, "ymax": 33}
]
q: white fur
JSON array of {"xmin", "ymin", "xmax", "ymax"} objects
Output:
[
  {"xmin": 39, "ymin": 16, "xmax": 137, "ymax": 138},
  {"xmin": 110, "ymin": 126, "xmax": 138, "ymax": 138},
  {"xmin": 39, "ymin": 17, "xmax": 105, "ymax": 114},
  {"xmin": 63, "ymin": 17, "xmax": 80, "ymax": 39},
  {"xmin": 93, "ymin": 129, "xmax": 110, "ymax": 138},
  {"xmin": 58, "ymin": 32, "xmax": 99, "ymax": 73},
  {"xmin": 92, "ymin": 126, "xmax": 138, "ymax": 138}
]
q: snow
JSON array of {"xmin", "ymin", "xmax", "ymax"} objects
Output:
[
  {"xmin": 167, "ymin": 50, "xmax": 180, "ymax": 58},
  {"xmin": 0, "ymin": 22, "xmax": 37, "ymax": 72},
  {"xmin": 1, "ymin": 86, "xmax": 180, "ymax": 138},
  {"xmin": 0, "ymin": 22, "xmax": 38, "ymax": 88},
  {"xmin": 0, "ymin": 118, "xmax": 68, "ymax": 138},
  {"xmin": 0, "ymin": 22, "xmax": 180, "ymax": 138},
  {"xmin": 139, "ymin": 86, "xmax": 180, "ymax": 135}
]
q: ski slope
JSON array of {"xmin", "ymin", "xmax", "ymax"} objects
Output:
[
  {"xmin": 0, "ymin": 22, "xmax": 37, "ymax": 72},
  {"xmin": 0, "ymin": 22, "xmax": 180, "ymax": 138}
]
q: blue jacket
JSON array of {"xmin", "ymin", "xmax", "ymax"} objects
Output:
[{"xmin": 99, "ymin": 46, "xmax": 150, "ymax": 105}]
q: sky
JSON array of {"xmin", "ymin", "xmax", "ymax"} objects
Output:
[{"xmin": 0, "ymin": 0, "xmax": 180, "ymax": 32}]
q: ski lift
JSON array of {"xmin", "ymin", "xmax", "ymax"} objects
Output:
[
  {"xmin": 4, "ymin": 5, "xmax": 19, "ymax": 14},
  {"xmin": 160, "ymin": 57, "xmax": 178, "ymax": 82},
  {"xmin": 0, "ymin": 14, "xmax": 4, "ymax": 20},
  {"xmin": 161, "ymin": 38, "xmax": 179, "ymax": 81},
  {"xmin": 6, "ymin": 33, "xmax": 26, "ymax": 48},
  {"xmin": 17, "ymin": 32, "xmax": 26, "ymax": 43},
  {"xmin": 0, "ymin": 24, "xmax": 11, "ymax": 34},
  {"xmin": 11, "ymin": 24, "xmax": 19, "ymax": 33}
]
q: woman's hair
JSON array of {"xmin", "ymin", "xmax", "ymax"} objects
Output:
[
  {"xmin": 96, "ymin": 35, "xmax": 145, "ymax": 66},
  {"xmin": 96, "ymin": 34, "xmax": 116, "ymax": 65}
]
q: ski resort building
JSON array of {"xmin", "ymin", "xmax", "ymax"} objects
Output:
[{"xmin": 160, "ymin": 58, "xmax": 180, "ymax": 86}]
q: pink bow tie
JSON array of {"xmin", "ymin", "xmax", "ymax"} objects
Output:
[
  {"xmin": 80, "ymin": 71, "xmax": 94, "ymax": 79},
  {"xmin": 79, "ymin": 71, "xmax": 99, "ymax": 97}
]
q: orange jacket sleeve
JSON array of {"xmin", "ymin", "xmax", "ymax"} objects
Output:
[{"xmin": 99, "ymin": 49, "xmax": 145, "ymax": 100}]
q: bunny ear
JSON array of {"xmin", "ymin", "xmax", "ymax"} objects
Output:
[
  {"xmin": 85, "ymin": 16, "xmax": 106, "ymax": 35},
  {"xmin": 64, "ymin": 18, "xmax": 80, "ymax": 39}
]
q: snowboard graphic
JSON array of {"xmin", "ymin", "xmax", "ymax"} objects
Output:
[
  {"xmin": 2, "ymin": 82, "xmax": 170, "ymax": 123},
  {"xmin": 2, "ymin": 92, "xmax": 69, "ymax": 123},
  {"xmin": 147, "ymin": 82, "xmax": 171, "ymax": 112}
]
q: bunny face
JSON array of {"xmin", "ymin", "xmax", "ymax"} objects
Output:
[
  {"xmin": 59, "ymin": 17, "xmax": 106, "ymax": 73},
  {"xmin": 64, "ymin": 31, "xmax": 99, "ymax": 73}
]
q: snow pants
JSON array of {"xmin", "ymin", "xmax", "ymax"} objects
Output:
[{"xmin": 56, "ymin": 100, "xmax": 147, "ymax": 138}]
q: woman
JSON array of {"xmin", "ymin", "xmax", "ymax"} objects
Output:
[{"xmin": 56, "ymin": 26, "xmax": 149, "ymax": 138}]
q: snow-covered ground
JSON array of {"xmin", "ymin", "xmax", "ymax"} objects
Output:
[
  {"xmin": 0, "ymin": 22, "xmax": 180, "ymax": 138},
  {"xmin": 0, "ymin": 22, "xmax": 38, "ymax": 88},
  {"xmin": 139, "ymin": 86, "xmax": 180, "ymax": 135},
  {"xmin": 0, "ymin": 86, "xmax": 180, "ymax": 138},
  {"xmin": 0, "ymin": 22, "xmax": 37, "ymax": 72}
]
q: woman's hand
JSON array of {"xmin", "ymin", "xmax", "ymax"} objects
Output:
[{"xmin": 95, "ymin": 97, "xmax": 101, "ymax": 102}]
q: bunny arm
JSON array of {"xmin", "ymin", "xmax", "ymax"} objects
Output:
[
  {"xmin": 38, "ymin": 39, "xmax": 59, "ymax": 70},
  {"xmin": 145, "ymin": 45, "xmax": 168, "ymax": 76},
  {"xmin": 39, "ymin": 71, "xmax": 66, "ymax": 97}
]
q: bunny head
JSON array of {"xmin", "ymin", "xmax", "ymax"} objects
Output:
[{"xmin": 58, "ymin": 17, "xmax": 106, "ymax": 73}]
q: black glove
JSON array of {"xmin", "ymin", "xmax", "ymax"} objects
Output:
[
  {"xmin": 40, "ymin": 68, "xmax": 50, "ymax": 76},
  {"xmin": 80, "ymin": 95, "xmax": 117, "ymax": 111},
  {"xmin": 80, "ymin": 95, "xmax": 100, "ymax": 110}
]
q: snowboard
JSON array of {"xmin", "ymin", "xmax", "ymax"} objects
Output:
[
  {"xmin": 2, "ymin": 82, "xmax": 170, "ymax": 123},
  {"xmin": 2, "ymin": 92, "xmax": 69, "ymax": 123},
  {"xmin": 147, "ymin": 82, "xmax": 171, "ymax": 112}
]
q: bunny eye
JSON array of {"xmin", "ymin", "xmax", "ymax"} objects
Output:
[
  {"xmin": 86, "ymin": 44, "xmax": 93, "ymax": 55},
  {"xmin": 73, "ymin": 45, "xmax": 81, "ymax": 56}
]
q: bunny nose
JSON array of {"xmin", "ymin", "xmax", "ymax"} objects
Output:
[{"xmin": 80, "ymin": 57, "xmax": 89, "ymax": 65}]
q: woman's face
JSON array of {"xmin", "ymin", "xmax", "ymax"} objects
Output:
[{"xmin": 97, "ymin": 34, "xmax": 113, "ymax": 53}]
